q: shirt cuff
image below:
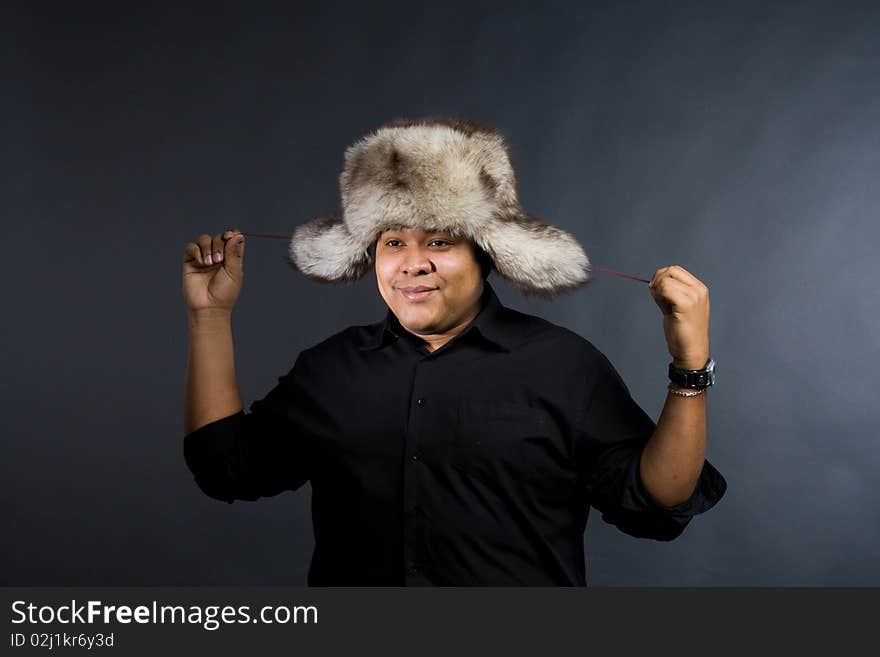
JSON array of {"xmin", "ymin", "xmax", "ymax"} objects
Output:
[{"xmin": 183, "ymin": 411, "xmax": 246, "ymax": 504}]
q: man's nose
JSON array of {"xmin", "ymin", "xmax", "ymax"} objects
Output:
[{"xmin": 402, "ymin": 249, "xmax": 434, "ymax": 274}]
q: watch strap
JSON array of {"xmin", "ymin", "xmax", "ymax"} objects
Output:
[{"xmin": 668, "ymin": 358, "xmax": 715, "ymax": 389}]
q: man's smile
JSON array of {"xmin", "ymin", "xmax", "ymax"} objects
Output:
[{"xmin": 397, "ymin": 286, "xmax": 439, "ymax": 301}]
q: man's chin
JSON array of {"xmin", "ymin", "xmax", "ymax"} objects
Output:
[{"xmin": 396, "ymin": 308, "xmax": 441, "ymax": 335}]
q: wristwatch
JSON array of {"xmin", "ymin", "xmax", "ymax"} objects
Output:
[{"xmin": 668, "ymin": 358, "xmax": 716, "ymax": 390}]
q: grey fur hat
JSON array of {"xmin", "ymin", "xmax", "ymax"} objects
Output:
[{"xmin": 287, "ymin": 117, "xmax": 591, "ymax": 298}]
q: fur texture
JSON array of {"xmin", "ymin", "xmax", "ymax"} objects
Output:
[{"xmin": 287, "ymin": 117, "xmax": 591, "ymax": 297}]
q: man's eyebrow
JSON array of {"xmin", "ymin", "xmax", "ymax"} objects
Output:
[{"xmin": 380, "ymin": 230, "xmax": 458, "ymax": 239}]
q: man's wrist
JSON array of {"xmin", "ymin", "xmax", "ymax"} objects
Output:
[{"xmin": 188, "ymin": 308, "xmax": 233, "ymax": 331}]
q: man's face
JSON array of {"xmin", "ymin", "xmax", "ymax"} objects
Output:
[{"xmin": 375, "ymin": 226, "xmax": 484, "ymax": 337}]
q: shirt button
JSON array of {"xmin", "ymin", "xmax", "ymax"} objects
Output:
[
  {"xmin": 417, "ymin": 398, "xmax": 425, "ymax": 406},
  {"xmin": 411, "ymin": 453, "xmax": 420, "ymax": 462}
]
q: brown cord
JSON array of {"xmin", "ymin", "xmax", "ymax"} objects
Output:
[{"xmin": 238, "ymin": 232, "xmax": 651, "ymax": 284}]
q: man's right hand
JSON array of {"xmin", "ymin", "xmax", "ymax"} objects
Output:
[{"xmin": 182, "ymin": 228, "xmax": 246, "ymax": 315}]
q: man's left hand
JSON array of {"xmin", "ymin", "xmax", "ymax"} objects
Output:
[{"xmin": 648, "ymin": 265, "xmax": 710, "ymax": 370}]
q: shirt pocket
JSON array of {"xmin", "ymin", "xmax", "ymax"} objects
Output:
[{"xmin": 451, "ymin": 400, "xmax": 567, "ymax": 490}]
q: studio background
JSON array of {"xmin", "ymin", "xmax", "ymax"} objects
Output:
[{"xmin": 4, "ymin": 0, "xmax": 877, "ymax": 585}]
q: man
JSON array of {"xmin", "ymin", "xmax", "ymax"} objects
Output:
[{"xmin": 182, "ymin": 117, "xmax": 726, "ymax": 586}]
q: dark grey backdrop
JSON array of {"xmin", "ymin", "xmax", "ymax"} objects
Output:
[{"xmin": 4, "ymin": 0, "xmax": 878, "ymax": 585}]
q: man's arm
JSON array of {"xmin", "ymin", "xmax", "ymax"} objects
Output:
[
  {"xmin": 184, "ymin": 310, "xmax": 244, "ymax": 434},
  {"xmin": 639, "ymin": 384, "xmax": 707, "ymax": 509},
  {"xmin": 642, "ymin": 263, "xmax": 713, "ymax": 509},
  {"xmin": 182, "ymin": 229, "xmax": 247, "ymax": 435}
]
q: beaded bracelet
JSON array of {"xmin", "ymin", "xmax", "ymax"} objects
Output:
[{"xmin": 668, "ymin": 382, "xmax": 707, "ymax": 397}]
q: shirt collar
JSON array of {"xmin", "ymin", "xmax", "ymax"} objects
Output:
[{"xmin": 359, "ymin": 281, "xmax": 512, "ymax": 353}]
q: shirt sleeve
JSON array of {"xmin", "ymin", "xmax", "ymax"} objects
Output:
[
  {"xmin": 575, "ymin": 350, "xmax": 727, "ymax": 541},
  {"xmin": 183, "ymin": 352, "xmax": 314, "ymax": 503}
]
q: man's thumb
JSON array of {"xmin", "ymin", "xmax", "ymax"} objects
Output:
[{"xmin": 225, "ymin": 235, "xmax": 245, "ymax": 268}]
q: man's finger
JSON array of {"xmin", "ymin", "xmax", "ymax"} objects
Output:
[
  {"xmin": 652, "ymin": 276, "xmax": 697, "ymax": 306},
  {"xmin": 183, "ymin": 243, "xmax": 203, "ymax": 266},
  {"xmin": 664, "ymin": 265, "xmax": 705, "ymax": 289},
  {"xmin": 649, "ymin": 266, "xmax": 670, "ymax": 287},
  {"xmin": 211, "ymin": 232, "xmax": 226, "ymax": 264}
]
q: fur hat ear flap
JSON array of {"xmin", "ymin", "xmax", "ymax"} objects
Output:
[
  {"xmin": 287, "ymin": 216, "xmax": 373, "ymax": 283},
  {"xmin": 476, "ymin": 214, "xmax": 591, "ymax": 299}
]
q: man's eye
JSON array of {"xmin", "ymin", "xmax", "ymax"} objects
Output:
[{"xmin": 384, "ymin": 239, "xmax": 450, "ymax": 247}]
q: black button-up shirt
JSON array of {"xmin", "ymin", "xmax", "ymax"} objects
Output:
[{"xmin": 184, "ymin": 281, "xmax": 726, "ymax": 586}]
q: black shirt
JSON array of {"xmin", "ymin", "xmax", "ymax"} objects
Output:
[{"xmin": 183, "ymin": 281, "xmax": 726, "ymax": 586}]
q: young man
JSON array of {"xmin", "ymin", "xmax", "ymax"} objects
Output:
[{"xmin": 182, "ymin": 118, "xmax": 725, "ymax": 585}]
